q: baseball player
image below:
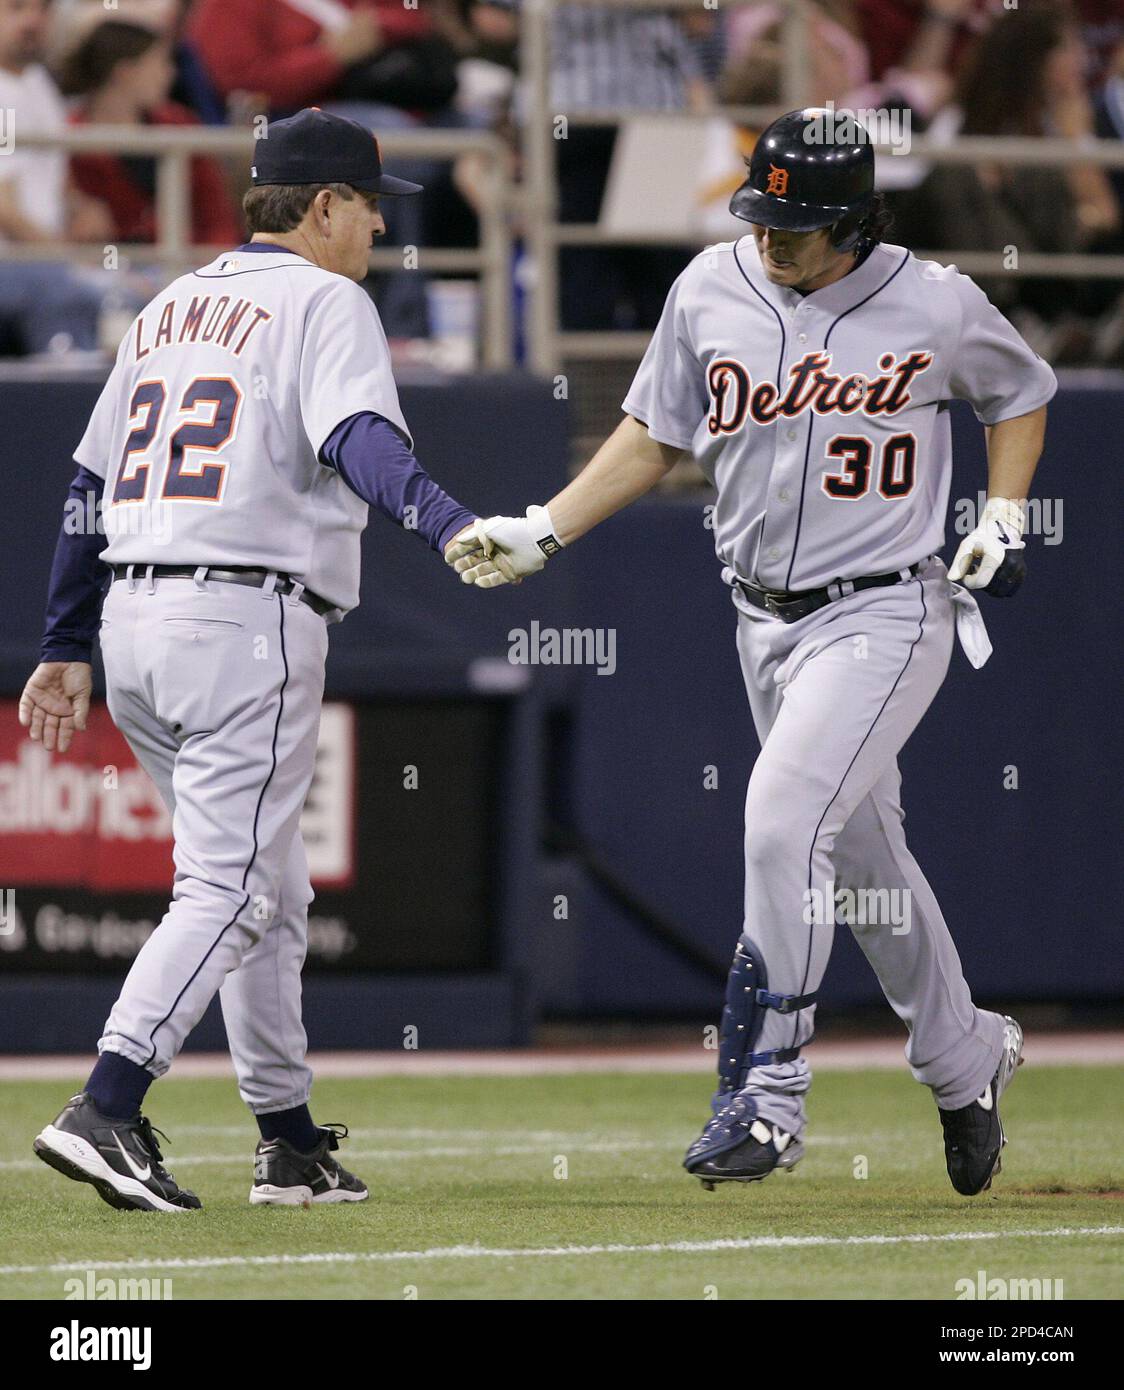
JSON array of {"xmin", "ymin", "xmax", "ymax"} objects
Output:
[
  {"xmin": 449, "ymin": 109, "xmax": 1054, "ymax": 1195},
  {"xmin": 22, "ymin": 109, "xmax": 489, "ymax": 1212}
]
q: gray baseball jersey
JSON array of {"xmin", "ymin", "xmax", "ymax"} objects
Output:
[
  {"xmin": 74, "ymin": 247, "xmax": 409, "ymax": 612},
  {"xmin": 626, "ymin": 238, "xmax": 1056, "ymax": 1145},
  {"xmin": 623, "ymin": 237, "xmax": 1056, "ymax": 592}
]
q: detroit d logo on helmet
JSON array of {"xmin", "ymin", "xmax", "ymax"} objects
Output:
[{"xmin": 766, "ymin": 164, "xmax": 790, "ymax": 196}]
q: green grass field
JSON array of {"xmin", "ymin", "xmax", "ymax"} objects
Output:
[{"xmin": 1, "ymin": 1066, "xmax": 1120, "ymax": 1300}]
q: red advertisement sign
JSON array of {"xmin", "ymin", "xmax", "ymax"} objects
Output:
[{"xmin": 0, "ymin": 700, "xmax": 354, "ymax": 891}]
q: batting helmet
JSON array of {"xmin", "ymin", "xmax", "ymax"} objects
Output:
[{"xmin": 730, "ymin": 108, "xmax": 876, "ymax": 252}]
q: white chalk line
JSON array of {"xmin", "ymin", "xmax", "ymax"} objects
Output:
[{"xmin": 0, "ymin": 1226, "xmax": 1120, "ymax": 1278}]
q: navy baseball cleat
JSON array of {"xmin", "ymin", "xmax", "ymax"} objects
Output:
[
  {"xmin": 684, "ymin": 1093, "xmax": 804, "ymax": 1191},
  {"xmin": 939, "ymin": 1015, "xmax": 1024, "ymax": 1196},
  {"xmin": 34, "ymin": 1092, "xmax": 201, "ymax": 1213},
  {"xmin": 249, "ymin": 1123, "xmax": 368, "ymax": 1206}
]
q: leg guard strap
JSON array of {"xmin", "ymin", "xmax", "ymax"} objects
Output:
[
  {"xmin": 744, "ymin": 1041, "xmax": 809, "ymax": 1068},
  {"xmin": 755, "ymin": 988, "xmax": 818, "ymax": 1016}
]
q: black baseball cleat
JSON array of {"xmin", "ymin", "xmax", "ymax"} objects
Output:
[
  {"xmin": 689, "ymin": 1122, "xmax": 804, "ymax": 1191},
  {"xmin": 684, "ymin": 1094, "xmax": 805, "ymax": 1191},
  {"xmin": 249, "ymin": 1123, "xmax": 368, "ymax": 1206},
  {"xmin": 34, "ymin": 1092, "xmax": 201, "ymax": 1213},
  {"xmin": 939, "ymin": 1015, "xmax": 1025, "ymax": 1196}
]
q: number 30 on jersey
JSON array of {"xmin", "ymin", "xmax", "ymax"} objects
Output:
[{"xmin": 822, "ymin": 432, "xmax": 917, "ymax": 500}]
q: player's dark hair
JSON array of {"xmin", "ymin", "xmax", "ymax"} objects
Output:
[
  {"xmin": 955, "ymin": 0, "xmax": 1075, "ymax": 137},
  {"xmin": 58, "ymin": 21, "xmax": 163, "ymax": 98},
  {"xmin": 856, "ymin": 191, "xmax": 893, "ymax": 247},
  {"xmin": 242, "ymin": 183, "xmax": 362, "ymax": 234},
  {"xmin": 824, "ymin": 191, "xmax": 892, "ymax": 255}
]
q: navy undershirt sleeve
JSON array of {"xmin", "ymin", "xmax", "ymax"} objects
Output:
[
  {"xmin": 321, "ymin": 412, "xmax": 475, "ymax": 554},
  {"xmin": 40, "ymin": 464, "xmax": 110, "ymax": 665}
]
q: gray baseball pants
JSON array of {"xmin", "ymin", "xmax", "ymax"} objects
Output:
[
  {"xmin": 733, "ymin": 556, "xmax": 1005, "ymax": 1135},
  {"xmin": 96, "ymin": 570, "xmax": 327, "ymax": 1114}
]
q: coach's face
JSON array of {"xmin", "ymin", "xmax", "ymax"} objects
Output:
[
  {"xmin": 0, "ymin": 0, "xmax": 50, "ymax": 70},
  {"xmin": 753, "ymin": 223, "xmax": 845, "ymax": 293},
  {"xmin": 311, "ymin": 186, "xmax": 386, "ymax": 282}
]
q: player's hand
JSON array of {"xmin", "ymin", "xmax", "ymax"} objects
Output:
[
  {"xmin": 18, "ymin": 661, "xmax": 93, "ymax": 753},
  {"xmin": 445, "ymin": 505, "xmax": 563, "ymax": 589},
  {"xmin": 947, "ymin": 497, "xmax": 1027, "ymax": 597}
]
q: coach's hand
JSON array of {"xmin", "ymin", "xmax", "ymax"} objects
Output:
[
  {"xmin": 443, "ymin": 522, "xmax": 513, "ymax": 587},
  {"xmin": 18, "ymin": 661, "xmax": 92, "ymax": 753},
  {"xmin": 445, "ymin": 505, "xmax": 563, "ymax": 589},
  {"xmin": 947, "ymin": 497, "xmax": 1027, "ymax": 597}
]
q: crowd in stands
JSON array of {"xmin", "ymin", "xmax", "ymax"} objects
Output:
[{"xmin": 0, "ymin": 0, "xmax": 1122, "ymax": 361}]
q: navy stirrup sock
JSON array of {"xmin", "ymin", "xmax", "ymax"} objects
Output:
[
  {"xmin": 86, "ymin": 1055, "xmax": 321, "ymax": 1152},
  {"xmin": 256, "ymin": 1105, "xmax": 321, "ymax": 1154},
  {"xmin": 85, "ymin": 1051, "xmax": 153, "ymax": 1121}
]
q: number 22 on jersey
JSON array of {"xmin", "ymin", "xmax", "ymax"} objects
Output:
[{"xmin": 112, "ymin": 376, "xmax": 243, "ymax": 505}]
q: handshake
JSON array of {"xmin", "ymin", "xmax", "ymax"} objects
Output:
[{"xmin": 444, "ymin": 504, "xmax": 563, "ymax": 588}]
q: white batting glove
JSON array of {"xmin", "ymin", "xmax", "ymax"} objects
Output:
[
  {"xmin": 445, "ymin": 505, "xmax": 563, "ymax": 589},
  {"xmin": 947, "ymin": 497, "xmax": 1026, "ymax": 592}
]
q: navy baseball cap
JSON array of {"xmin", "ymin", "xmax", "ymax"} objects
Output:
[{"xmin": 250, "ymin": 108, "xmax": 423, "ymax": 195}]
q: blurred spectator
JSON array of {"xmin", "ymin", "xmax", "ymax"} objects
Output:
[
  {"xmin": 1094, "ymin": 38, "xmax": 1124, "ymax": 216},
  {"xmin": 1073, "ymin": 0, "xmax": 1124, "ymax": 92},
  {"xmin": 455, "ymin": 0, "xmax": 518, "ymax": 69},
  {"xmin": 854, "ymin": 0, "xmax": 992, "ymax": 84},
  {"xmin": 911, "ymin": 1, "xmax": 1121, "ymax": 363},
  {"xmin": 0, "ymin": 0, "xmax": 111, "ymax": 354},
  {"xmin": 166, "ymin": 0, "xmax": 224, "ymax": 123},
  {"xmin": 549, "ymin": 5, "xmax": 710, "ymax": 331},
  {"xmin": 680, "ymin": 8, "xmax": 727, "ymax": 86},
  {"xmin": 439, "ymin": 1, "xmax": 518, "ymax": 276},
  {"xmin": 47, "ymin": 2, "xmax": 226, "ymax": 120},
  {"xmin": 1091, "ymin": 37, "xmax": 1124, "ymax": 363},
  {"xmin": 717, "ymin": 0, "xmax": 967, "ymax": 124},
  {"xmin": 447, "ymin": 0, "xmax": 518, "ymax": 126},
  {"xmin": 186, "ymin": 0, "xmax": 477, "ymax": 340},
  {"xmin": 184, "ymin": 0, "xmax": 455, "ymax": 115},
  {"xmin": 717, "ymin": 1, "xmax": 869, "ymax": 110},
  {"xmin": 61, "ymin": 20, "xmax": 242, "ymax": 248}
]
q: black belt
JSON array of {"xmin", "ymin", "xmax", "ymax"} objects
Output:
[
  {"xmin": 735, "ymin": 562, "xmax": 923, "ymax": 623},
  {"xmin": 111, "ymin": 564, "xmax": 336, "ymax": 618}
]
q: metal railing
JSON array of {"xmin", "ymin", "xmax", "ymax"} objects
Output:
[
  {"xmin": 8, "ymin": 124, "xmax": 516, "ymax": 368},
  {"xmin": 519, "ymin": 0, "xmax": 1124, "ymax": 372},
  {"xmin": 7, "ymin": 1, "xmax": 1124, "ymax": 377}
]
